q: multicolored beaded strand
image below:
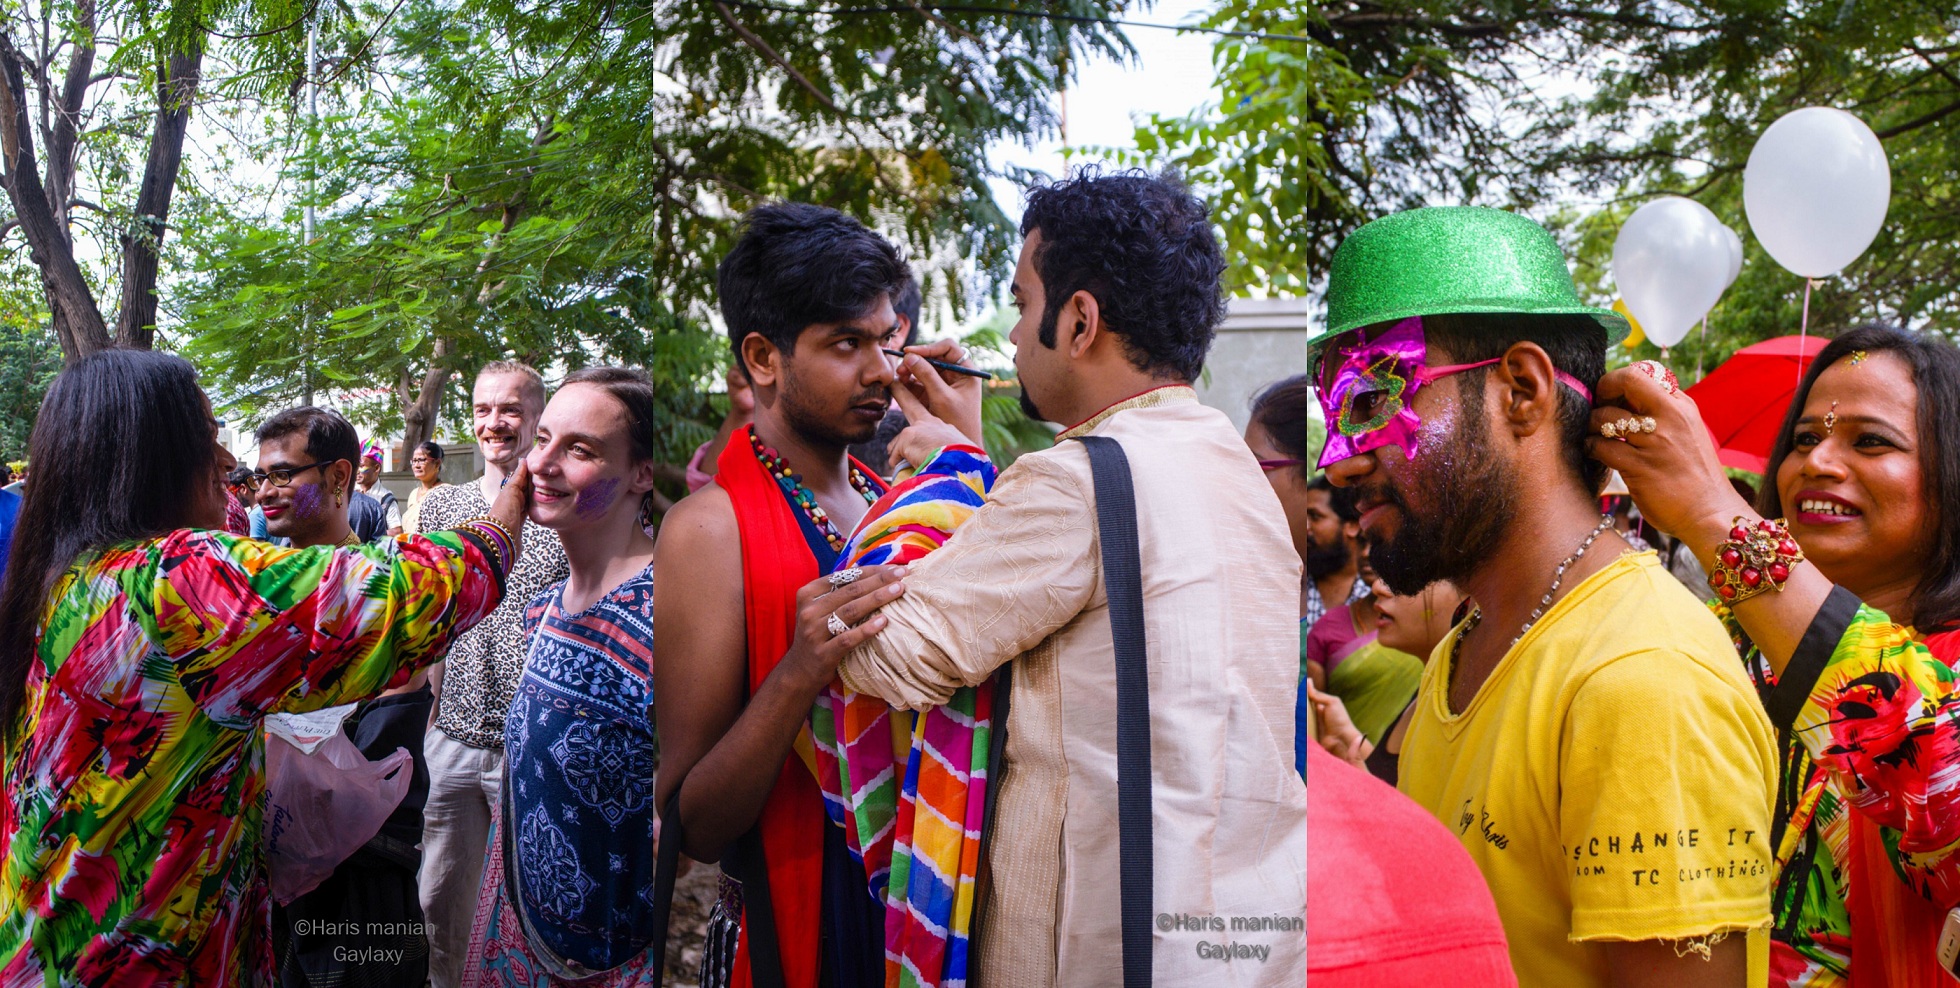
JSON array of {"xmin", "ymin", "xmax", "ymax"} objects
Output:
[{"xmin": 750, "ymin": 429, "xmax": 878, "ymax": 553}]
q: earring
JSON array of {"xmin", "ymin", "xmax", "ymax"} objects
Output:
[{"xmin": 335, "ymin": 488, "xmax": 344, "ymax": 507}]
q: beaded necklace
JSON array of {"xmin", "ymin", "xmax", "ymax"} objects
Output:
[
  {"xmin": 749, "ymin": 429, "xmax": 879, "ymax": 553},
  {"xmin": 1448, "ymin": 514, "xmax": 1615, "ymax": 698}
]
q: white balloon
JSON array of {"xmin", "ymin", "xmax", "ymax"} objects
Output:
[
  {"xmin": 1721, "ymin": 224, "xmax": 1743, "ymax": 288},
  {"xmin": 1743, "ymin": 107, "xmax": 1890, "ymax": 278},
  {"xmin": 1612, "ymin": 196, "xmax": 1732, "ymax": 348}
]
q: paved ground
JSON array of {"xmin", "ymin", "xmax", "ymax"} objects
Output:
[{"xmin": 661, "ymin": 861, "xmax": 720, "ymax": 986}]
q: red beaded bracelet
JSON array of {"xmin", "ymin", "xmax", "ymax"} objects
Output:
[{"xmin": 1708, "ymin": 517, "xmax": 1804, "ymax": 605}]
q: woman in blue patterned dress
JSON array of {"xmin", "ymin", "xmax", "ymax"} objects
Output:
[{"xmin": 464, "ymin": 368, "xmax": 670, "ymax": 987}]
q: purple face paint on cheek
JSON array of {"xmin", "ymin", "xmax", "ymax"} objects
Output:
[
  {"xmin": 573, "ymin": 477, "xmax": 621, "ymax": 519},
  {"xmin": 291, "ymin": 483, "xmax": 325, "ymax": 521}
]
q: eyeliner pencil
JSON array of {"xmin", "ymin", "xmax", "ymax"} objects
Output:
[{"xmin": 883, "ymin": 348, "xmax": 995, "ymax": 380}]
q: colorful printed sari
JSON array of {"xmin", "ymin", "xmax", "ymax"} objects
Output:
[
  {"xmin": 1722, "ymin": 593, "xmax": 1960, "ymax": 988},
  {"xmin": 0, "ymin": 528, "xmax": 499, "ymax": 985},
  {"xmin": 809, "ymin": 445, "xmax": 996, "ymax": 988}
]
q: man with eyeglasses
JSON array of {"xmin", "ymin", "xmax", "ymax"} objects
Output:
[
  {"xmin": 250, "ymin": 405, "xmax": 441, "ymax": 985},
  {"xmin": 248, "ymin": 407, "xmax": 387, "ymax": 548}
]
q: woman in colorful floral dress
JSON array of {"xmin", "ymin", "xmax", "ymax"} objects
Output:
[
  {"xmin": 0, "ymin": 350, "xmax": 529, "ymax": 986},
  {"xmin": 1595, "ymin": 325, "xmax": 1960, "ymax": 987}
]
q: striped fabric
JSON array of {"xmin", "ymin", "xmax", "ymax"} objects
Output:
[{"xmin": 810, "ymin": 444, "xmax": 996, "ymax": 988}]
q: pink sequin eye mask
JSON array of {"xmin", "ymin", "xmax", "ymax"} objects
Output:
[{"xmin": 1313, "ymin": 317, "xmax": 1594, "ymax": 468}]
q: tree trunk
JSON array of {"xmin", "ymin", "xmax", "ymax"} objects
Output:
[
  {"xmin": 0, "ymin": 31, "xmax": 108, "ymax": 364},
  {"xmin": 45, "ymin": 0, "xmax": 96, "ymax": 258},
  {"xmin": 115, "ymin": 45, "xmax": 202, "ymax": 349},
  {"xmin": 398, "ymin": 198, "xmax": 522, "ymax": 452},
  {"xmin": 399, "ymin": 338, "xmax": 451, "ymax": 455}
]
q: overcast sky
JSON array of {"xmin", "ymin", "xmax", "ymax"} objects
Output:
[{"xmin": 987, "ymin": 0, "xmax": 1218, "ymax": 224}]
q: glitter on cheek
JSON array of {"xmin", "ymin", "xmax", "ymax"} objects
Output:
[
  {"xmin": 1412, "ymin": 403, "xmax": 1457, "ymax": 452},
  {"xmin": 290, "ymin": 483, "xmax": 325, "ymax": 521},
  {"xmin": 573, "ymin": 477, "xmax": 621, "ymax": 519}
]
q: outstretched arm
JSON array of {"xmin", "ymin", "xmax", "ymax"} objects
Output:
[{"xmin": 143, "ymin": 528, "xmax": 501, "ymax": 726}]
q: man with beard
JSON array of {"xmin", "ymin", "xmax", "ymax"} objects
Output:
[
  {"xmin": 413, "ymin": 361, "xmax": 569, "ymax": 987},
  {"xmin": 254, "ymin": 406, "xmax": 435, "ymax": 988},
  {"xmin": 1301, "ymin": 475, "xmax": 1367, "ymax": 629},
  {"xmin": 835, "ymin": 171, "xmax": 1306, "ymax": 985},
  {"xmin": 652, "ymin": 202, "xmax": 916, "ymax": 988},
  {"xmin": 1312, "ymin": 207, "xmax": 1774, "ymax": 987}
]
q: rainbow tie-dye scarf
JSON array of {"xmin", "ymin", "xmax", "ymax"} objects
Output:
[{"xmin": 810, "ymin": 444, "xmax": 997, "ymax": 988}]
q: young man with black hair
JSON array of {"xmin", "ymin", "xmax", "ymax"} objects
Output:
[
  {"xmin": 652, "ymin": 203, "xmax": 955, "ymax": 988},
  {"xmin": 253, "ymin": 407, "xmax": 376, "ymax": 549},
  {"xmin": 256, "ymin": 405, "xmax": 435, "ymax": 987},
  {"xmin": 836, "ymin": 170, "xmax": 1307, "ymax": 985},
  {"xmin": 1313, "ymin": 207, "xmax": 1774, "ymax": 987}
]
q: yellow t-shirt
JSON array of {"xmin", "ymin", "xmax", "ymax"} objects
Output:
[{"xmin": 1398, "ymin": 552, "xmax": 1776, "ymax": 987}]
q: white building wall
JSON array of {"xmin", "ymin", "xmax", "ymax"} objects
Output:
[{"xmin": 1195, "ymin": 297, "xmax": 1317, "ymax": 435}]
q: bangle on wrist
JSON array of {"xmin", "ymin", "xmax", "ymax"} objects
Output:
[
  {"xmin": 454, "ymin": 516, "xmax": 516, "ymax": 576},
  {"xmin": 1708, "ymin": 516, "xmax": 1804, "ymax": 605}
]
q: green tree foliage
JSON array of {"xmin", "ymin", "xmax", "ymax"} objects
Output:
[
  {"xmin": 173, "ymin": 0, "xmax": 1129, "ymax": 484},
  {"xmin": 0, "ymin": 0, "xmax": 309, "ymax": 362},
  {"xmin": 1128, "ymin": 2, "xmax": 1675, "ymax": 296},
  {"xmin": 1137, "ymin": 1, "xmax": 1960, "ymax": 366},
  {"xmin": 0, "ymin": 270, "xmax": 60, "ymax": 459},
  {"xmin": 1547, "ymin": 0, "xmax": 1960, "ymax": 365}
]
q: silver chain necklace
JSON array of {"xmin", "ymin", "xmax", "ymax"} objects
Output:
[{"xmin": 1454, "ymin": 514, "xmax": 1617, "ymax": 667}]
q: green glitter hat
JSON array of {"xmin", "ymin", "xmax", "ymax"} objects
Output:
[{"xmin": 1307, "ymin": 206, "xmax": 1629, "ymax": 354}]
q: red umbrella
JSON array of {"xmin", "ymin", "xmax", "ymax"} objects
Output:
[{"xmin": 1683, "ymin": 335, "xmax": 1830, "ymax": 474}]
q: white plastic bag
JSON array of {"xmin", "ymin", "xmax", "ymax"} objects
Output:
[{"xmin": 263, "ymin": 706, "xmax": 413, "ymax": 904}]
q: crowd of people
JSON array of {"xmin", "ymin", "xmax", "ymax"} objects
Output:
[{"xmin": 0, "ymin": 164, "xmax": 1951, "ymax": 988}]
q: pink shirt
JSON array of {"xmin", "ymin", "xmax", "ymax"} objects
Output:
[{"xmin": 1306, "ymin": 601, "xmax": 1372, "ymax": 673}]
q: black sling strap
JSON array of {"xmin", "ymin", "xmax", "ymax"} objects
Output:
[
  {"xmin": 645, "ymin": 798, "xmax": 787, "ymax": 988},
  {"xmin": 1073, "ymin": 435, "xmax": 1153, "ymax": 988},
  {"xmin": 647, "ymin": 791, "xmax": 685, "ymax": 988}
]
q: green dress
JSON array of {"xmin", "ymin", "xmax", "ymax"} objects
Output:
[{"xmin": 1312, "ymin": 608, "xmax": 1422, "ymax": 746}]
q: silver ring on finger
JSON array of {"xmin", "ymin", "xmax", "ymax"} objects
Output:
[
  {"xmin": 828, "ymin": 567, "xmax": 864, "ymax": 589},
  {"xmin": 826, "ymin": 611, "xmax": 850, "ymax": 637}
]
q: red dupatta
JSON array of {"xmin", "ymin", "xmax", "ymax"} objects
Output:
[{"xmin": 716, "ymin": 424, "xmax": 824, "ymax": 988}]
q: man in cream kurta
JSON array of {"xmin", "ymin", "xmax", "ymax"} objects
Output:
[{"xmin": 841, "ymin": 386, "xmax": 1308, "ymax": 986}]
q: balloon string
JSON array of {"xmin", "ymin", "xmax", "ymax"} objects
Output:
[
  {"xmin": 1798, "ymin": 277, "xmax": 1815, "ymax": 385},
  {"xmin": 1697, "ymin": 317, "xmax": 1707, "ymax": 381}
]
